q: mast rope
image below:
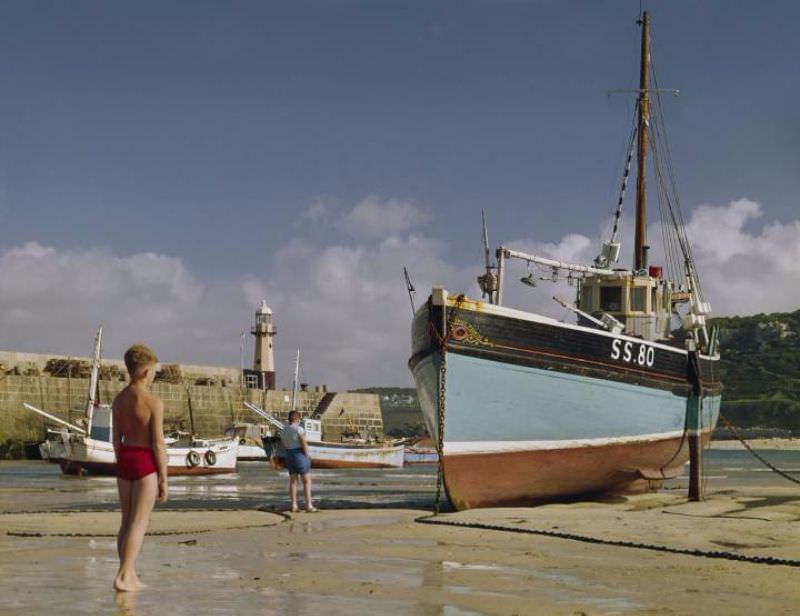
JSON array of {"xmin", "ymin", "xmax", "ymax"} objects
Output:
[
  {"xmin": 650, "ymin": 61, "xmax": 706, "ymax": 301},
  {"xmin": 609, "ymin": 110, "xmax": 639, "ymax": 244}
]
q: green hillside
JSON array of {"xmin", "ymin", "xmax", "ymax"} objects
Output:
[{"xmin": 712, "ymin": 309, "xmax": 800, "ymax": 434}]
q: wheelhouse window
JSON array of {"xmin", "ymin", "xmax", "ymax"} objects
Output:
[
  {"xmin": 631, "ymin": 287, "xmax": 646, "ymax": 312},
  {"xmin": 580, "ymin": 285, "xmax": 594, "ymax": 311},
  {"xmin": 600, "ymin": 286, "xmax": 622, "ymax": 312}
]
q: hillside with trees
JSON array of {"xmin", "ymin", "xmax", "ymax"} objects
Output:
[{"xmin": 712, "ymin": 309, "xmax": 800, "ymax": 435}]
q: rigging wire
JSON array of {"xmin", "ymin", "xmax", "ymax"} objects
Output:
[
  {"xmin": 607, "ymin": 107, "xmax": 640, "ymax": 246},
  {"xmin": 648, "ymin": 100, "xmax": 685, "ymax": 283},
  {"xmin": 651, "ymin": 62, "xmax": 707, "ymax": 302}
]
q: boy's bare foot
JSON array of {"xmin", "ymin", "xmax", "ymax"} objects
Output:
[
  {"xmin": 305, "ymin": 506, "xmax": 318, "ymax": 513},
  {"xmin": 291, "ymin": 504, "xmax": 299, "ymax": 513},
  {"xmin": 113, "ymin": 572, "xmax": 145, "ymax": 592}
]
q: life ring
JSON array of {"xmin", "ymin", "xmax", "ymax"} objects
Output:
[
  {"xmin": 204, "ymin": 449, "xmax": 217, "ymax": 466},
  {"xmin": 186, "ymin": 450, "xmax": 201, "ymax": 467}
]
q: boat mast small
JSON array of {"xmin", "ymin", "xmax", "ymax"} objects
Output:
[
  {"xmin": 477, "ymin": 210, "xmax": 498, "ymax": 303},
  {"xmin": 634, "ymin": 10, "xmax": 650, "ymax": 272},
  {"xmin": 85, "ymin": 326, "xmax": 102, "ymax": 430},
  {"xmin": 291, "ymin": 348, "xmax": 300, "ymax": 412}
]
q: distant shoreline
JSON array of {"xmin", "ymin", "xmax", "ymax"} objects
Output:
[{"xmin": 709, "ymin": 437, "xmax": 800, "ymax": 450}]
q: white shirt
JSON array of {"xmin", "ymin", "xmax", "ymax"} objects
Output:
[{"xmin": 280, "ymin": 424, "xmax": 305, "ymax": 449}]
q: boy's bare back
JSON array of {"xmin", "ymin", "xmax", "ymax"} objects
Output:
[{"xmin": 113, "ymin": 386, "xmax": 163, "ymax": 449}]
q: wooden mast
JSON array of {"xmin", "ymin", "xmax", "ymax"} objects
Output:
[{"xmin": 634, "ymin": 11, "xmax": 650, "ymax": 272}]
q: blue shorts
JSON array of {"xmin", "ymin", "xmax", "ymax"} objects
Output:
[{"xmin": 286, "ymin": 448, "xmax": 310, "ymax": 475}]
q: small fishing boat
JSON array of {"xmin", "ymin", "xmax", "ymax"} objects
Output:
[
  {"xmin": 247, "ymin": 403, "xmax": 405, "ymax": 469},
  {"xmin": 250, "ymin": 351, "xmax": 405, "ymax": 468},
  {"xmin": 23, "ymin": 327, "xmax": 239, "ymax": 476}
]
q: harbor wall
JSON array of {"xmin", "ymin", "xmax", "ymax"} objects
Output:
[{"xmin": 0, "ymin": 355, "xmax": 383, "ymax": 447}]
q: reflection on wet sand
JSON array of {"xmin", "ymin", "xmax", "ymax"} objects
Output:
[{"xmin": 1, "ymin": 453, "xmax": 799, "ymax": 614}]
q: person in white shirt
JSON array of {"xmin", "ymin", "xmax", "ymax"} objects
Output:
[{"xmin": 279, "ymin": 410, "xmax": 316, "ymax": 512}]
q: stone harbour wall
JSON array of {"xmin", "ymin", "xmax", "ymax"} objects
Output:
[{"xmin": 0, "ymin": 373, "xmax": 383, "ymax": 446}]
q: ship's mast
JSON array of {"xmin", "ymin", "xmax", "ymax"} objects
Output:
[{"xmin": 634, "ymin": 11, "xmax": 650, "ymax": 272}]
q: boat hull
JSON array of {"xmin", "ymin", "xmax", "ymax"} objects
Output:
[
  {"xmin": 409, "ymin": 294, "xmax": 721, "ymax": 510},
  {"xmin": 403, "ymin": 448, "xmax": 439, "ymax": 465},
  {"xmin": 59, "ymin": 436, "xmax": 239, "ymax": 476},
  {"xmin": 264, "ymin": 438, "xmax": 405, "ymax": 469},
  {"xmin": 236, "ymin": 443, "xmax": 269, "ymax": 461}
]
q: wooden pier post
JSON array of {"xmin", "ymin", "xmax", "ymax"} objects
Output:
[
  {"xmin": 688, "ymin": 394, "xmax": 703, "ymax": 501},
  {"xmin": 687, "ymin": 350, "xmax": 704, "ymax": 501}
]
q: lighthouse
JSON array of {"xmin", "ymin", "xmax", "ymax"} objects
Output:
[{"xmin": 250, "ymin": 300, "xmax": 276, "ymax": 389}]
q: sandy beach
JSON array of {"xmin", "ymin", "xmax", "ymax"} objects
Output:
[
  {"xmin": 708, "ymin": 437, "xmax": 800, "ymax": 450},
  {"xmin": 2, "ymin": 482, "xmax": 799, "ymax": 615}
]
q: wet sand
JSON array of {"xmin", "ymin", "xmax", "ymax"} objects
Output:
[{"xmin": 2, "ymin": 487, "xmax": 799, "ymax": 615}]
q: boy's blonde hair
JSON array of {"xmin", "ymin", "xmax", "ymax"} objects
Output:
[{"xmin": 124, "ymin": 343, "xmax": 158, "ymax": 378}]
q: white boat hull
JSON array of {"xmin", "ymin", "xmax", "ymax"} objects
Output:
[
  {"xmin": 59, "ymin": 435, "xmax": 239, "ymax": 476},
  {"xmin": 265, "ymin": 438, "xmax": 405, "ymax": 469}
]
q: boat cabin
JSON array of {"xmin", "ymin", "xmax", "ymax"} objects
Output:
[
  {"xmin": 300, "ymin": 419, "xmax": 322, "ymax": 442},
  {"xmin": 89, "ymin": 405, "xmax": 113, "ymax": 443},
  {"xmin": 577, "ymin": 267, "xmax": 674, "ymax": 342}
]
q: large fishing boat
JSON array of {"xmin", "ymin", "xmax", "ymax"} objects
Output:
[{"xmin": 409, "ymin": 12, "xmax": 721, "ymax": 510}]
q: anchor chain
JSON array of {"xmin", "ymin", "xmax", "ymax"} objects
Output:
[
  {"xmin": 413, "ymin": 514, "xmax": 800, "ymax": 568},
  {"xmin": 431, "ymin": 294, "xmax": 465, "ymax": 514}
]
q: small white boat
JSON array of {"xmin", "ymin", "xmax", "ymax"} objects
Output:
[
  {"xmin": 38, "ymin": 428, "xmax": 68, "ymax": 462},
  {"xmin": 24, "ymin": 327, "xmax": 238, "ymax": 476},
  {"xmin": 58, "ymin": 414, "xmax": 238, "ymax": 477},
  {"xmin": 247, "ymin": 403, "xmax": 406, "ymax": 469}
]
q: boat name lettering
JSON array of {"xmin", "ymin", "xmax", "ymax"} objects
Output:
[{"xmin": 610, "ymin": 339, "xmax": 655, "ymax": 367}]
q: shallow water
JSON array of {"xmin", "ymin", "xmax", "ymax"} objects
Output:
[
  {"xmin": 0, "ymin": 461, "xmax": 440, "ymax": 513},
  {"xmin": 1, "ymin": 449, "xmax": 798, "ymax": 514}
]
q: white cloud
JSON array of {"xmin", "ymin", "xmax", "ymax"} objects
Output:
[
  {"xmin": 337, "ymin": 196, "xmax": 431, "ymax": 238},
  {"xmin": 1, "ymin": 198, "xmax": 797, "ymax": 389},
  {"xmin": 263, "ymin": 231, "xmax": 470, "ymax": 387},
  {"xmin": 297, "ymin": 199, "xmax": 329, "ymax": 226},
  {"xmin": 683, "ymin": 199, "xmax": 800, "ymax": 315},
  {"xmin": 0, "ymin": 241, "xmax": 254, "ymax": 367}
]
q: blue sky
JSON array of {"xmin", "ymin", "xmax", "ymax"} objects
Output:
[{"xmin": 1, "ymin": 1, "xmax": 799, "ymax": 387}]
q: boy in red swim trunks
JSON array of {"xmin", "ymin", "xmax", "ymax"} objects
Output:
[{"xmin": 112, "ymin": 344, "xmax": 168, "ymax": 592}]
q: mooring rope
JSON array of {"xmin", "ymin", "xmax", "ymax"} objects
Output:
[{"xmin": 717, "ymin": 412, "xmax": 800, "ymax": 486}]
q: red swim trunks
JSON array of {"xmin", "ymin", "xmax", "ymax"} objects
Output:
[{"xmin": 116, "ymin": 445, "xmax": 158, "ymax": 481}]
